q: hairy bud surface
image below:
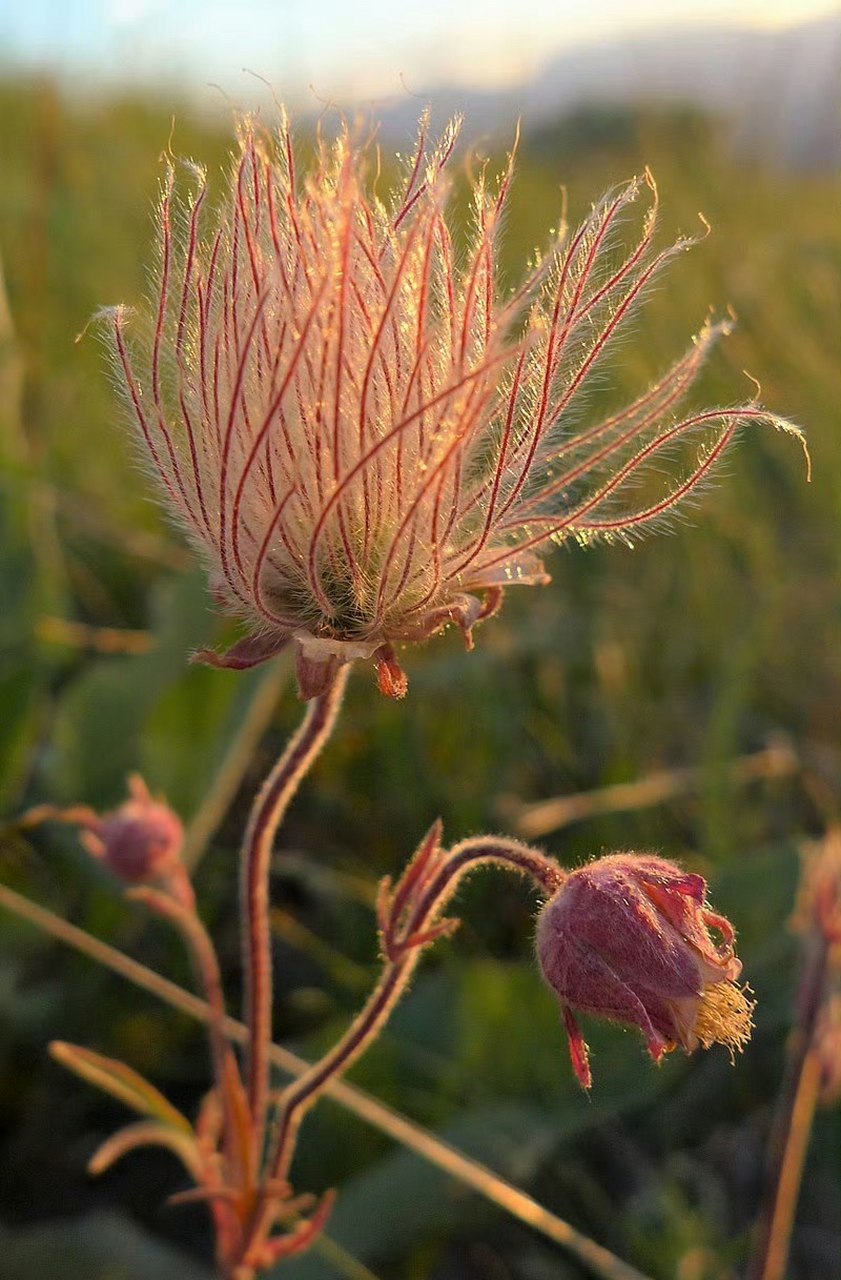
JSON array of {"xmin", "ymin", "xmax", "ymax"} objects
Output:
[{"xmin": 537, "ymin": 852, "xmax": 753, "ymax": 1088}]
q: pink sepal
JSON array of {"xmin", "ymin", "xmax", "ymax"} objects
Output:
[
  {"xmin": 192, "ymin": 630, "xmax": 290, "ymax": 670},
  {"xmin": 294, "ymin": 644, "xmax": 344, "ymax": 701},
  {"xmin": 562, "ymin": 1006, "xmax": 592, "ymax": 1091}
]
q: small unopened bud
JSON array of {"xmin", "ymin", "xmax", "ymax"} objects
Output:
[
  {"xmin": 80, "ymin": 775, "xmax": 184, "ymax": 887},
  {"xmin": 536, "ymin": 852, "xmax": 753, "ymax": 1089}
]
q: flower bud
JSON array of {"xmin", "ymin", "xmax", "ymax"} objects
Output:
[
  {"xmin": 80, "ymin": 775, "xmax": 184, "ymax": 887},
  {"xmin": 536, "ymin": 853, "xmax": 753, "ymax": 1089}
]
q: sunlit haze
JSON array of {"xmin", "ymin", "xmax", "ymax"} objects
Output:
[{"xmin": 2, "ymin": 0, "xmax": 839, "ymax": 103}]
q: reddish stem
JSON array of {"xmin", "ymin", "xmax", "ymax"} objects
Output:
[
  {"xmin": 241, "ymin": 666, "xmax": 350, "ymax": 1149},
  {"xmin": 128, "ymin": 885, "xmax": 243, "ymax": 1177},
  {"xmin": 241, "ymin": 835, "xmax": 564, "ymax": 1261}
]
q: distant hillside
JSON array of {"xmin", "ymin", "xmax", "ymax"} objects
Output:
[{"xmin": 366, "ymin": 16, "xmax": 841, "ymax": 169}]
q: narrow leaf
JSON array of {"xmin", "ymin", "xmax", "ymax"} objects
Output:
[
  {"xmin": 89, "ymin": 1120, "xmax": 204, "ymax": 1182},
  {"xmin": 50, "ymin": 1041, "xmax": 193, "ymax": 1134},
  {"xmin": 220, "ymin": 1045, "xmax": 256, "ymax": 1186}
]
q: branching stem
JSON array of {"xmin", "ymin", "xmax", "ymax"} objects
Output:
[{"xmin": 241, "ymin": 834, "xmax": 565, "ymax": 1261}]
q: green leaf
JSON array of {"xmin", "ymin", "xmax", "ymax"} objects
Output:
[
  {"xmin": 0, "ymin": 1211, "xmax": 214, "ymax": 1280},
  {"xmin": 273, "ymin": 1103, "xmax": 576, "ymax": 1280},
  {"xmin": 46, "ymin": 569, "xmax": 212, "ymax": 801},
  {"xmin": 274, "ymin": 955, "xmax": 685, "ymax": 1278},
  {"xmin": 453, "ymin": 957, "xmax": 683, "ymax": 1110},
  {"xmin": 141, "ymin": 654, "xmax": 278, "ymax": 822},
  {"xmin": 0, "ymin": 663, "xmax": 41, "ymax": 810},
  {"xmin": 49, "ymin": 1040, "xmax": 194, "ymax": 1134}
]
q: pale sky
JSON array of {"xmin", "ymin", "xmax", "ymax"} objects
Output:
[{"xmin": 1, "ymin": 0, "xmax": 839, "ymax": 102}]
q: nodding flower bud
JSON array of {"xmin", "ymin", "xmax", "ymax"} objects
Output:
[
  {"xmin": 536, "ymin": 852, "xmax": 753, "ymax": 1089},
  {"xmin": 79, "ymin": 775, "xmax": 185, "ymax": 888}
]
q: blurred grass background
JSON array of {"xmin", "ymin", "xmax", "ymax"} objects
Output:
[{"xmin": 0, "ymin": 80, "xmax": 839, "ymax": 1280}]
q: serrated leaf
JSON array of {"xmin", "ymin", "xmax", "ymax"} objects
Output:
[{"xmin": 49, "ymin": 1040, "xmax": 194, "ymax": 1134}]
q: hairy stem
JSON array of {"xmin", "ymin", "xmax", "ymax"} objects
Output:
[
  {"xmin": 242, "ymin": 666, "xmax": 350, "ymax": 1148},
  {"xmin": 128, "ymin": 884, "xmax": 239, "ymax": 1161},
  {"xmin": 244, "ymin": 835, "xmax": 564, "ymax": 1258},
  {"xmin": 0, "ymin": 877, "xmax": 656, "ymax": 1280},
  {"xmin": 414, "ymin": 836, "xmax": 565, "ymax": 921}
]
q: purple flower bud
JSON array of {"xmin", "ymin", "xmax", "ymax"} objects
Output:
[
  {"xmin": 80, "ymin": 775, "xmax": 184, "ymax": 887},
  {"xmin": 536, "ymin": 853, "xmax": 753, "ymax": 1089}
]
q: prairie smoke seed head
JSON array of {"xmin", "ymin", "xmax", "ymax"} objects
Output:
[
  {"xmin": 111, "ymin": 112, "xmax": 804, "ymax": 698},
  {"xmin": 536, "ymin": 852, "xmax": 753, "ymax": 1089}
]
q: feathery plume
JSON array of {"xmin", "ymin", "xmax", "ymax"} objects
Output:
[{"xmin": 112, "ymin": 111, "xmax": 803, "ymax": 698}]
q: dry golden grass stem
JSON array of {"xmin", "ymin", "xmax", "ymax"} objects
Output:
[
  {"xmin": 507, "ymin": 736, "xmax": 799, "ymax": 839},
  {"xmin": 747, "ymin": 828, "xmax": 841, "ymax": 1280},
  {"xmin": 312, "ymin": 1232, "xmax": 383, "ymax": 1280},
  {"xmin": 0, "ymin": 248, "xmax": 24, "ymax": 444},
  {"xmin": 751, "ymin": 1047, "xmax": 824, "ymax": 1280},
  {"xmin": 36, "ymin": 616, "xmax": 156, "ymax": 655},
  {"xmin": 0, "ymin": 878, "xmax": 653, "ymax": 1280}
]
